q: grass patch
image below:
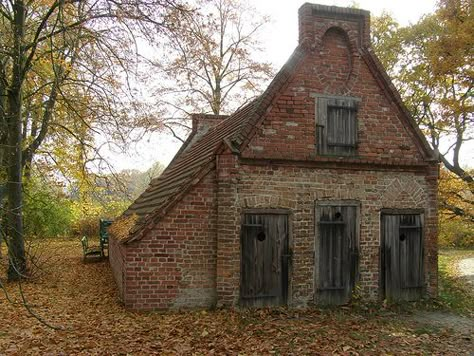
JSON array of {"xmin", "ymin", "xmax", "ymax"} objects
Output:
[
  {"xmin": 412, "ymin": 325, "xmax": 440, "ymax": 335},
  {"xmin": 438, "ymin": 249, "xmax": 474, "ymax": 315}
]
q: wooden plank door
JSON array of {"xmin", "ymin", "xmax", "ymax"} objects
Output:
[
  {"xmin": 382, "ymin": 214, "xmax": 423, "ymax": 302},
  {"xmin": 316, "ymin": 205, "xmax": 358, "ymax": 305},
  {"xmin": 240, "ymin": 213, "xmax": 289, "ymax": 307}
]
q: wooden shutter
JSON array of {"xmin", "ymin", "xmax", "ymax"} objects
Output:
[
  {"xmin": 317, "ymin": 97, "xmax": 358, "ymax": 156},
  {"xmin": 316, "ymin": 204, "xmax": 358, "ymax": 305}
]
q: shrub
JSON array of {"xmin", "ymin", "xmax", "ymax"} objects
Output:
[
  {"xmin": 70, "ymin": 199, "xmax": 129, "ymax": 238},
  {"xmin": 439, "ymin": 218, "xmax": 474, "ymax": 248},
  {"xmin": 23, "ymin": 179, "xmax": 73, "ymax": 238}
]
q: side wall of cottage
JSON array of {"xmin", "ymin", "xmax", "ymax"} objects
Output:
[
  {"xmin": 109, "ymin": 233, "xmax": 127, "ymax": 301},
  {"xmin": 215, "ymin": 161, "xmax": 438, "ymax": 306},
  {"xmin": 117, "ymin": 171, "xmax": 217, "ymax": 310}
]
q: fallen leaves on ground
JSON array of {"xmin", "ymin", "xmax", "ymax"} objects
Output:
[{"xmin": 0, "ymin": 239, "xmax": 472, "ymax": 355}]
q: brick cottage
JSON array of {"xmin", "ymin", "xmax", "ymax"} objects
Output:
[{"xmin": 109, "ymin": 3, "xmax": 439, "ymax": 310}]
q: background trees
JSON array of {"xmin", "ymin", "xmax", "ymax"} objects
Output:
[
  {"xmin": 372, "ymin": 0, "xmax": 473, "ymax": 235},
  {"xmin": 0, "ymin": 0, "xmax": 185, "ymax": 279},
  {"xmin": 155, "ymin": 0, "xmax": 274, "ymax": 119},
  {"xmin": 0, "ymin": 0, "xmax": 273, "ymax": 280}
]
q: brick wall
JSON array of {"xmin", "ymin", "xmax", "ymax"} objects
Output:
[
  {"xmin": 109, "ymin": 232, "xmax": 126, "ymax": 301},
  {"xmin": 110, "ymin": 4, "xmax": 438, "ymax": 310},
  {"xmin": 242, "ymin": 8, "xmax": 427, "ymax": 166},
  {"xmin": 214, "ymin": 163, "xmax": 438, "ymax": 307},
  {"xmin": 216, "ymin": 152, "xmax": 241, "ymax": 306},
  {"xmin": 115, "ymin": 171, "xmax": 217, "ymax": 310},
  {"xmin": 214, "ymin": 5, "xmax": 438, "ymax": 306}
]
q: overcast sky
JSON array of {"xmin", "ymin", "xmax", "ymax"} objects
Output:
[
  {"xmin": 255, "ymin": 0, "xmax": 436, "ymax": 68},
  {"xmin": 106, "ymin": 0, "xmax": 443, "ymax": 172}
]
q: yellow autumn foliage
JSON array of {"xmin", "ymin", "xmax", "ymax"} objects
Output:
[
  {"xmin": 438, "ymin": 168, "xmax": 474, "ymax": 247},
  {"xmin": 109, "ymin": 214, "xmax": 139, "ymax": 242}
]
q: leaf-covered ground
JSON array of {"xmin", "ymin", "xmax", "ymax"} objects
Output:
[{"xmin": 0, "ymin": 239, "xmax": 473, "ymax": 355}]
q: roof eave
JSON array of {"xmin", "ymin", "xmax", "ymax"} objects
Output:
[
  {"xmin": 361, "ymin": 47, "xmax": 438, "ymax": 162},
  {"xmin": 121, "ymin": 159, "xmax": 217, "ymax": 244}
]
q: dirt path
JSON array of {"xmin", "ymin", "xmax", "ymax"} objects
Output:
[
  {"xmin": 407, "ymin": 256, "xmax": 474, "ymax": 339},
  {"xmin": 408, "ymin": 310, "xmax": 473, "ymax": 336},
  {"xmin": 458, "ymin": 257, "xmax": 474, "ymax": 289}
]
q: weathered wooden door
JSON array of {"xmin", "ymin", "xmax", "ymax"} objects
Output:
[
  {"xmin": 316, "ymin": 204, "xmax": 358, "ymax": 305},
  {"xmin": 382, "ymin": 214, "xmax": 423, "ymax": 302},
  {"xmin": 240, "ymin": 213, "xmax": 289, "ymax": 307}
]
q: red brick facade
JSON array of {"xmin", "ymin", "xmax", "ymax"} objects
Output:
[
  {"xmin": 109, "ymin": 3, "xmax": 438, "ymax": 310},
  {"xmin": 110, "ymin": 171, "xmax": 217, "ymax": 310}
]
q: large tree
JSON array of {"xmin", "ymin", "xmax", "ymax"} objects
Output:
[
  {"xmin": 0, "ymin": 0, "xmax": 185, "ymax": 279},
  {"xmin": 372, "ymin": 0, "xmax": 473, "ymax": 222},
  {"xmin": 155, "ymin": 0, "xmax": 274, "ymax": 117}
]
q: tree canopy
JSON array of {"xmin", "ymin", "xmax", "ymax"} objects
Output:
[
  {"xmin": 0, "ymin": 0, "xmax": 185, "ymax": 279},
  {"xmin": 372, "ymin": 0, "xmax": 473, "ymax": 222},
  {"xmin": 154, "ymin": 0, "xmax": 274, "ymax": 118}
]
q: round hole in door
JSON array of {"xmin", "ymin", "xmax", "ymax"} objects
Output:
[
  {"xmin": 399, "ymin": 233, "xmax": 406, "ymax": 242},
  {"xmin": 334, "ymin": 212, "xmax": 342, "ymax": 220},
  {"xmin": 257, "ymin": 231, "xmax": 266, "ymax": 242}
]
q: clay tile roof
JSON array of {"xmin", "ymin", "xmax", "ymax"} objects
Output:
[
  {"xmin": 119, "ymin": 99, "xmax": 261, "ymax": 242},
  {"xmin": 118, "ymin": 47, "xmax": 306, "ymax": 243}
]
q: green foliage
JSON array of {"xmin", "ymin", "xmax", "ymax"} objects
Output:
[
  {"xmin": 65, "ymin": 161, "xmax": 163, "ymax": 237},
  {"xmin": 438, "ymin": 168, "xmax": 474, "ymax": 247},
  {"xmin": 21, "ymin": 165, "xmax": 138, "ymax": 239},
  {"xmin": 23, "ymin": 179, "xmax": 73, "ymax": 239},
  {"xmin": 372, "ymin": 0, "xmax": 474, "ymax": 222},
  {"xmin": 70, "ymin": 199, "xmax": 129, "ymax": 237},
  {"xmin": 439, "ymin": 219, "xmax": 474, "ymax": 248},
  {"xmin": 370, "ymin": 12, "xmax": 402, "ymax": 71}
]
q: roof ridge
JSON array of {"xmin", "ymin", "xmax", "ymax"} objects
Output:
[{"xmin": 361, "ymin": 47, "xmax": 435, "ymax": 160}]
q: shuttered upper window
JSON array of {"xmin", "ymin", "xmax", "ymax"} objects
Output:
[{"xmin": 315, "ymin": 96, "xmax": 360, "ymax": 156}]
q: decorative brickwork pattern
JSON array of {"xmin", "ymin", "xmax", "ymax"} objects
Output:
[{"xmin": 242, "ymin": 21, "xmax": 426, "ymax": 164}]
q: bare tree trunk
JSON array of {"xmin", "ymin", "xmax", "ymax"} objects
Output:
[
  {"xmin": 7, "ymin": 93, "xmax": 26, "ymax": 280},
  {"xmin": 23, "ymin": 74, "xmax": 60, "ymax": 181},
  {"xmin": 0, "ymin": 56, "xmax": 6, "ymax": 262},
  {"xmin": 0, "ymin": 58, "xmax": 7, "ymax": 173},
  {"xmin": 6, "ymin": 0, "xmax": 26, "ymax": 280}
]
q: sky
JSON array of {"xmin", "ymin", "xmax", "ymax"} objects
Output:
[{"xmin": 105, "ymin": 0, "xmax": 442, "ymax": 173}]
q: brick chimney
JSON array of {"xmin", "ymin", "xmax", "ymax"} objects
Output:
[
  {"xmin": 298, "ymin": 3, "xmax": 371, "ymax": 49},
  {"xmin": 191, "ymin": 113, "xmax": 229, "ymax": 139}
]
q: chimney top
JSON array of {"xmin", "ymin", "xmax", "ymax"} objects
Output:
[{"xmin": 298, "ymin": 3, "xmax": 371, "ymax": 49}]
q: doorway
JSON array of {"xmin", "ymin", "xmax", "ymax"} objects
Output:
[
  {"xmin": 240, "ymin": 212, "xmax": 289, "ymax": 307},
  {"xmin": 381, "ymin": 213, "xmax": 424, "ymax": 301}
]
